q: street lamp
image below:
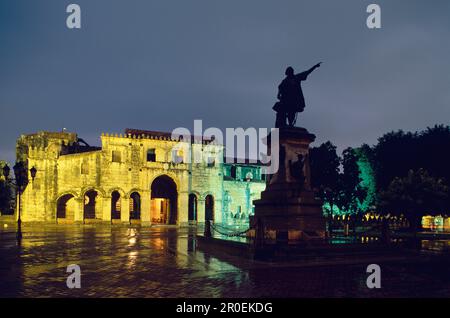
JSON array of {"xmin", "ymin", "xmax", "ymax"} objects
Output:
[
  {"xmin": 30, "ymin": 166, "xmax": 37, "ymax": 181},
  {"xmin": 2, "ymin": 162, "xmax": 37, "ymax": 244}
]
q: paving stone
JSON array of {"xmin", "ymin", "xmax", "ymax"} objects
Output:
[{"xmin": 0, "ymin": 225, "xmax": 448, "ymax": 297}]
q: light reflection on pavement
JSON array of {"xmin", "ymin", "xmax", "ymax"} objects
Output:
[{"xmin": 0, "ymin": 225, "xmax": 449, "ymax": 298}]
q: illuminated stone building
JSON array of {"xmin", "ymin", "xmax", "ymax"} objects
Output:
[{"xmin": 16, "ymin": 129, "xmax": 265, "ymax": 226}]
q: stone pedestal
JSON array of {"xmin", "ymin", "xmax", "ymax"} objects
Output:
[{"xmin": 253, "ymin": 127, "xmax": 326, "ymax": 242}]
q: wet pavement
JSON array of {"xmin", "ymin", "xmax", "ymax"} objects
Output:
[{"xmin": 0, "ymin": 224, "xmax": 449, "ymax": 298}]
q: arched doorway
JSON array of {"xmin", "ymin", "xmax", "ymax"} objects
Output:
[
  {"xmin": 111, "ymin": 191, "xmax": 121, "ymax": 220},
  {"xmin": 84, "ymin": 190, "xmax": 98, "ymax": 220},
  {"xmin": 205, "ymin": 194, "xmax": 214, "ymax": 222},
  {"xmin": 151, "ymin": 175, "xmax": 178, "ymax": 225},
  {"xmin": 188, "ymin": 194, "xmax": 197, "ymax": 224},
  {"xmin": 130, "ymin": 192, "xmax": 141, "ymax": 220},
  {"xmin": 56, "ymin": 194, "xmax": 75, "ymax": 221}
]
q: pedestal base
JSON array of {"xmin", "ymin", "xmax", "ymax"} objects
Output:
[{"xmin": 253, "ymin": 126, "xmax": 326, "ymax": 242}]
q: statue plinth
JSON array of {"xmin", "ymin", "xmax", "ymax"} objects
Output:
[{"xmin": 253, "ymin": 127, "xmax": 326, "ymax": 242}]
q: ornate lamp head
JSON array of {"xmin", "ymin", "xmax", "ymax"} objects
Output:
[{"xmin": 30, "ymin": 166, "xmax": 37, "ymax": 181}]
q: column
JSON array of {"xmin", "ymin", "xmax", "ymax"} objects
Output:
[
  {"xmin": 73, "ymin": 198, "xmax": 84, "ymax": 223},
  {"xmin": 140, "ymin": 190, "xmax": 151, "ymax": 226},
  {"xmin": 197, "ymin": 198, "xmax": 205, "ymax": 225},
  {"xmin": 121, "ymin": 197, "xmax": 130, "ymax": 223},
  {"xmin": 178, "ymin": 191, "xmax": 189, "ymax": 227},
  {"xmin": 102, "ymin": 195, "xmax": 112, "ymax": 222},
  {"xmin": 95, "ymin": 195, "xmax": 104, "ymax": 220}
]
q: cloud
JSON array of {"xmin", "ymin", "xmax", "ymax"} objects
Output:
[{"xmin": 0, "ymin": 0, "xmax": 449, "ymax": 162}]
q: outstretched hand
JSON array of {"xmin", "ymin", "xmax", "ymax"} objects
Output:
[{"xmin": 315, "ymin": 62, "xmax": 322, "ymax": 68}]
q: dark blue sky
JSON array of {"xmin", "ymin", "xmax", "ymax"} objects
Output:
[{"xmin": 1, "ymin": 0, "xmax": 449, "ymax": 163}]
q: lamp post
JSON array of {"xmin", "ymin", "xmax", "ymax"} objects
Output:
[{"xmin": 2, "ymin": 162, "xmax": 37, "ymax": 244}]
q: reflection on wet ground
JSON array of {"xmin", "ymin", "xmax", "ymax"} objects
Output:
[{"xmin": 0, "ymin": 225, "xmax": 449, "ymax": 297}]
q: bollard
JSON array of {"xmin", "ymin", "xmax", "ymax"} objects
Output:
[{"xmin": 204, "ymin": 220, "xmax": 212, "ymax": 238}]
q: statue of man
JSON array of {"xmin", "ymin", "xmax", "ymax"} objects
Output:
[
  {"xmin": 274, "ymin": 62, "xmax": 322, "ymax": 127},
  {"xmin": 289, "ymin": 153, "xmax": 307, "ymax": 188}
]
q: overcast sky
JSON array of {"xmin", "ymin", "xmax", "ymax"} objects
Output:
[{"xmin": 1, "ymin": 0, "xmax": 449, "ymax": 163}]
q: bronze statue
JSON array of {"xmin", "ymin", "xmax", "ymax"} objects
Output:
[
  {"xmin": 289, "ymin": 153, "xmax": 306, "ymax": 186},
  {"xmin": 273, "ymin": 63, "xmax": 322, "ymax": 127}
]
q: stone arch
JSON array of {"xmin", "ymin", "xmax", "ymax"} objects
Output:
[
  {"xmin": 201, "ymin": 192, "xmax": 215, "ymax": 201},
  {"xmin": 81, "ymin": 186, "xmax": 106, "ymax": 198},
  {"xmin": 129, "ymin": 192, "xmax": 141, "ymax": 220},
  {"xmin": 56, "ymin": 190, "xmax": 80, "ymax": 200},
  {"xmin": 107, "ymin": 187, "xmax": 126, "ymax": 197},
  {"xmin": 56, "ymin": 193, "xmax": 76, "ymax": 221},
  {"xmin": 188, "ymin": 193, "xmax": 198, "ymax": 222},
  {"xmin": 149, "ymin": 172, "xmax": 180, "ymax": 192},
  {"xmin": 111, "ymin": 190, "xmax": 122, "ymax": 220},
  {"xmin": 205, "ymin": 194, "xmax": 215, "ymax": 222},
  {"xmin": 150, "ymin": 174, "xmax": 178, "ymax": 225},
  {"xmin": 126, "ymin": 188, "xmax": 143, "ymax": 199},
  {"xmin": 189, "ymin": 190, "xmax": 202, "ymax": 199},
  {"xmin": 83, "ymin": 189, "xmax": 102, "ymax": 220}
]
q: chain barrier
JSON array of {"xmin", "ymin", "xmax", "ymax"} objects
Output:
[{"xmin": 210, "ymin": 222, "xmax": 251, "ymax": 237}]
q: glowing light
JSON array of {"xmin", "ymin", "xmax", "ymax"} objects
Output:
[
  {"xmin": 128, "ymin": 237, "xmax": 137, "ymax": 246},
  {"xmin": 127, "ymin": 251, "xmax": 139, "ymax": 269}
]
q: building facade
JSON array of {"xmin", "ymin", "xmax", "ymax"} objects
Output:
[{"xmin": 16, "ymin": 129, "xmax": 266, "ymax": 226}]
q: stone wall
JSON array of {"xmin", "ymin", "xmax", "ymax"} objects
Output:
[
  {"xmin": 18, "ymin": 130, "xmax": 265, "ymax": 226},
  {"xmin": 223, "ymin": 180, "xmax": 266, "ymax": 225}
]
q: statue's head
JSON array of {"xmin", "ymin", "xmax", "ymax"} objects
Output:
[{"xmin": 285, "ymin": 66, "xmax": 294, "ymax": 76}]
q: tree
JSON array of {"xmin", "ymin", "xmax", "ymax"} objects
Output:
[
  {"xmin": 340, "ymin": 147, "xmax": 366, "ymax": 215},
  {"xmin": 310, "ymin": 141, "xmax": 341, "ymax": 222},
  {"xmin": 373, "ymin": 130, "xmax": 419, "ymax": 192},
  {"xmin": 418, "ymin": 125, "xmax": 450, "ymax": 185},
  {"xmin": 0, "ymin": 161, "xmax": 14, "ymax": 215},
  {"xmin": 354, "ymin": 144, "xmax": 376, "ymax": 212},
  {"xmin": 372, "ymin": 125, "xmax": 450, "ymax": 193},
  {"xmin": 0, "ymin": 180, "xmax": 13, "ymax": 215},
  {"xmin": 378, "ymin": 169, "xmax": 449, "ymax": 233}
]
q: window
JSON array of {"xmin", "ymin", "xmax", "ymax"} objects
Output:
[
  {"xmin": 112, "ymin": 150, "xmax": 121, "ymax": 163},
  {"xmin": 81, "ymin": 161, "xmax": 89, "ymax": 175},
  {"xmin": 147, "ymin": 149, "xmax": 156, "ymax": 162},
  {"xmin": 205, "ymin": 149, "xmax": 216, "ymax": 167},
  {"xmin": 230, "ymin": 165, "xmax": 237, "ymax": 179}
]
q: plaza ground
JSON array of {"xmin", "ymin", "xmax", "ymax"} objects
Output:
[{"xmin": 0, "ymin": 224, "xmax": 449, "ymax": 298}]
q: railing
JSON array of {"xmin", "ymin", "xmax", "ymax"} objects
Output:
[{"xmin": 208, "ymin": 221, "xmax": 251, "ymax": 238}]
